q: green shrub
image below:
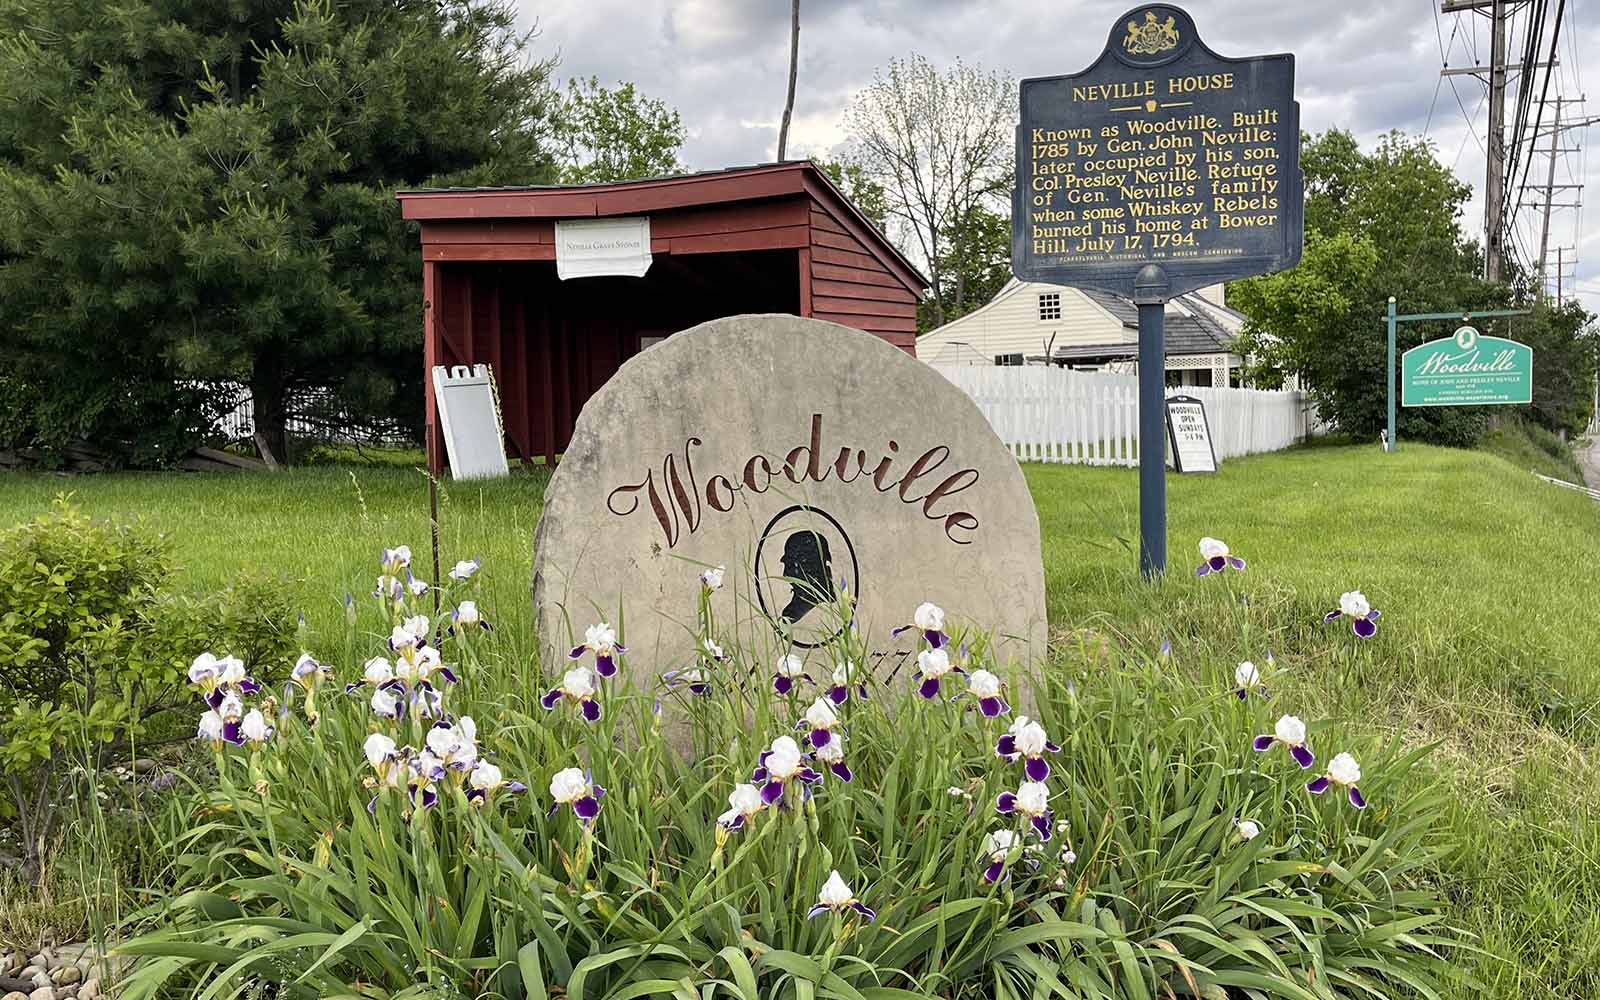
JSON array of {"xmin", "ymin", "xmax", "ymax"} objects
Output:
[
  {"xmin": 119, "ymin": 550, "xmax": 1466, "ymax": 999},
  {"xmin": 0, "ymin": 499, "xmax": 172, "ymax": 880},
  {"xmin": 0, "ymin": 500, "xmax": 298, "ymax": 884}
]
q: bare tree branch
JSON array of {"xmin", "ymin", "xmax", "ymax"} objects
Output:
[{"xmin": 841, "ymin": 55, "xmax": 1014, "ymax": 328}]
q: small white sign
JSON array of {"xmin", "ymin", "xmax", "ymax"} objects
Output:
[
  {"xmin": 432, "ymin": 364, "xmax": 510, "ymax": 480},
  {"xmin": 555, "ymin": 217, "xmax": 652, "ymax": 280},
  {"xmin": 1164, "ymin": 395, "xmax": 1217, "ymax": 474}
]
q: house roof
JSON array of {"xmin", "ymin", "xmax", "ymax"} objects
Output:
[
  {"xmin": 397, "ymin": 160, "xmax": 929, "ymax": 290},
  {"xmin": 1079, "ymin": 289, "xmax": 1239, "ymax": 356}
]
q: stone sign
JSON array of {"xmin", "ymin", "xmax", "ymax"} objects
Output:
[
  {"xmin": 532, "ymin": 315, "xmax": 1048, "ymax": 679},
  {"xmin": 1011, "ymin": 3, "xmax": 1303, "ymax": 298}
]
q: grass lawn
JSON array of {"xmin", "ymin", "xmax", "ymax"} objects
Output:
[{"xmin": 2, "ymin": 440, "xmax": 1598, "ymax": 997}]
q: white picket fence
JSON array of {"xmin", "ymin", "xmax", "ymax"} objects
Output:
[{"xmin": 932, "ymin": 365, "xmax": 1318, "ymax": 466}]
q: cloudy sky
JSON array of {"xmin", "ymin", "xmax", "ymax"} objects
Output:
[{"xmin": 516, "ymin": 0, "xmax": 1600, "ymax": 312}]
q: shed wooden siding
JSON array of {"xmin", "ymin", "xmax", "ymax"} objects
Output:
[
  {"xmin": 918, "ymin": 283, "xmax": 1125, "ymax": 362},
  {"xmin": 801, "ymin": 178, "xmax": 921, "ymax": 352}
]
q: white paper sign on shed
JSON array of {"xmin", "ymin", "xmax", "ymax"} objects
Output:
[
  {"xmin": 432, "ymin": 364, "xmax": 510, "ymax": 480},
  {"xmin": 555, "ymin": 217, "xmax": 652, "ymax": 280}
]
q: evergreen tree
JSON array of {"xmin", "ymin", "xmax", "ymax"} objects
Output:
[{"xmin": 0, "ymin": 0, "xmax": 559, "ymax": 464}]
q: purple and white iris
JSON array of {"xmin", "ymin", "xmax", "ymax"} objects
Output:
[
  {"xmin": 361, "ymin": 734, "xmax": 406, "ymax": 812},
  {"xmin": 541, "ymin": 667, "xmax": 602, "ymax": 722},
  {"xmin": 373, "ymin": 574, "xmax": 403, "ymax": 602},
  {"xmin": 800, "ymin": 697, "xmax": 840, "ymax": 747},
  {"xmin": 382, "ymin": 545, "xmax": 413, "ymax": 573},
  {"xmin": 466, "ymin": 761, "xmax": 527, "ymax": 806},
  {"xmin": 812, "ymin": 737, "xmax": 853, "ymax": 783},
  {"xmin": 981, "ymin": 828, "xmax": 1021, "ymax": 883},
  {"xmin": 196, "ymin": 709, "xmax": 240, "ymax": 748},
  {"xmin": 188, "ymin": 652, "xmax": 261, "ymax": 707},
  {"xmin": 893, "ymin": 601, "xmax": 949, "ymax": 649},
  {"xmin": 996, "ymin": 717, "xmax": 1061, "ymax": 781},
  {"xmin": 240, "ymin": 709, "xmax": 274, "ymax": 746},
  {"xmin": 1252, "ymin": 714, "xmax": 1315, "ymax": 769},
  {"xmin": 448, "ymin": 557, "xmax": 481, "ymax": 581},
  {"xmin": 289, "ymin": 653, "xmax": 331, "ymax": 693},
  {"xmin": 406, "ymin": 750, "xmax": 445, "ymax": 812},
  {"xmin": 773, "ymin": 653, "xmax": 809, "ymax": 695},
  {"xmin": 663, "ymin": 667, "xmax": 712, "ymax": 696},
  {"xmin": 807, "ymin": 870, "xmax": 875, "ymax": 921},
  {"xmin": 425, "ymin": 716, "xmax": 478, "ymax": 775},
  {"xmin": 549, "ymin": 766, "xmax": 604, "ymax": 823},
  {"xmin": 827, "ymin": 660, "xmax": 867, "ymax": 705},
  {"xmin": 716, "ymin": 783, "xmax": 766, "ymax": 831},
  {"xmin": 1234, "ymin": 660, "xmax": 1269, "ymax": 700},
  {"xmin": 700, "ymin": 565, "xmax": 725, "ymax": 591},
  {"xmin": 451, "ymin": 600, "xmax": 490, "ymax": 633},
  {"xmin": 1324, "ymin": 590, "xmax": 1382, "ymax": 638},
  {"xmin": 569, "ymin": 622, "xmax": 624, "ymax": 677},
  {"xmin": 1234, "ymin": 817, "xmax": 1262, "ymax": 841},
  {"xmin": 364, "ymin": 733, "xmax": 400, "ymax": 779},
  {"xmin": 364, "ymin": 641, "xmax": 457, "ymax": 721},
  {"xmin": 1307, "ymin": 751, "xmax": 1367, "ymax": 809},
  {"xmin": 1195, "ymin": 537, "xmax": 1246, "ymax": 577},
  {"xmin": 390, "ymin": 616, "xmax": 431, "ymax": 653},
  {"xmin": 915, "ymin": 647, "xmax": 962, "ymax": 699},
  {"xmin": 750, "ymin": 735, "xmax": 822, "ymax": 805},
  {"xmin": 966, "ymin": 669, "xmax": 1009, "ymax": 717},
  {"xmin": 405, "ymin": 571, "xmax": 430, "ymax": 597},
  {"xmin": 996, "ymin": 779, "xmax": 1055, "ymax": 840}
]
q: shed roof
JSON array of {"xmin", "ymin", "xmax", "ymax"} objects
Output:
[{"xmin": 397, "ymin": 160, "xmax": 929, "ymax": 290}]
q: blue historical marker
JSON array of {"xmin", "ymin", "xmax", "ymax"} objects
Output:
[{"xmin": 1012, "ymin": 4, "xmax": 1303, "ymax": 578}]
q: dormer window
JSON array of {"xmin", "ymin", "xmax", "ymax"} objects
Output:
[{"xmin": 1038, "ymin": 292, "xmax": 1061, "ymax": 322}]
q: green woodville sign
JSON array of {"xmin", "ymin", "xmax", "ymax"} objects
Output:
[{"xmin": 1400, "ymin": 325, "xmax": 1533, "ymax": 408}]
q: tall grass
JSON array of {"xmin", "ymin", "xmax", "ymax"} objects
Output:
[{"xmin": 113, "ymin": 551, "xmax": 1462, "ymax": 999}]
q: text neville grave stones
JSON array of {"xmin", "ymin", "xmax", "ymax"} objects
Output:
[
  {"xmin": 1011, "ymin": 4, "xmax": 1302, "ymax": 577},
  {"xmin": 532, "ymin": 315, "xmax": 1048, "ymax": 680}
]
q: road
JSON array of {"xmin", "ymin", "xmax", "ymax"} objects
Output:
[{"xmin": 1578, "ymin": 433, "xmax": 1600, "ymax": 489}]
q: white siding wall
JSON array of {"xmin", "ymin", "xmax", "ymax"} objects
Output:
[{"xmin": 918, "ymin": 283, "xmax": 1125, "ymax": 363}]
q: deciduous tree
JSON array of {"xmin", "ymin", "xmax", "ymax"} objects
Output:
[
  {"xmin": 558, "ymin": 77, "xmax": 686, "ymax": 184},
  {"xmin": 841, "ymin": 55, "xmax": 1013, "ymax": 328},
  {"xmin": 1230, "ymin": 130, "xmax": 1525, "ymax": 445}
]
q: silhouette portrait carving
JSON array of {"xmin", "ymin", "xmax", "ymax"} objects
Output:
[
  {"xmin": 754, "ymin": 505, "xmax": 859, "ymax": 649},
  {"xmin": 778, "ymin": 530, "xmax": 835, "ymax": 622}
]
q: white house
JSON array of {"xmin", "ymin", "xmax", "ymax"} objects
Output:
[{"xmin": 918, "ymin": 279, "xmax": 1250, "ymax": 387}]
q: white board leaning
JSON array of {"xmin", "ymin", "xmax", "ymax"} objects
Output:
[
  {"xmin": 555, "ymin": 217, "xmax": 652, "ymax": 280},
  {"xmin": 1165, "ymin": 395, "xmax": 1217, "ymax": 474},
  {"xmin": 432, "ymin": 364, "xmax": 510, "ymax": 480}
]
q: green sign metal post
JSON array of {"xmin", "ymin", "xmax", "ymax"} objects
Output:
[
  {"xmin": 1386, "ymin": 297, "xmax": 1396, "ymax": 452},
  {"xmin": 1382, "ymin": 303, "xmax": 1531, "ymax": 451}
]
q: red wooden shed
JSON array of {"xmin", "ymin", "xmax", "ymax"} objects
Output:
[{"xmin": 397, "ymin": 161, "xmax": 929, "ymax": 472}]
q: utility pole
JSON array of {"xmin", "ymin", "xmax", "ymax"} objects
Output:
[
  {"xmin": 1537, "ymin": 101, "xmax": 1561, "ymax": 287},
  {"xmin": 1486, "ymin": 0, "xmax": 1507, "ymax": 283}
]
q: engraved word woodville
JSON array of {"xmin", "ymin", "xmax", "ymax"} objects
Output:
[{"xmin": 532, "ymin": 315, "xmax": 1048, "ymax": 678}]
